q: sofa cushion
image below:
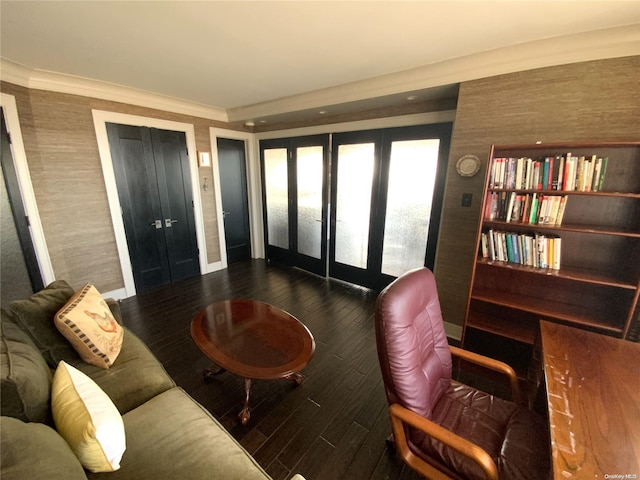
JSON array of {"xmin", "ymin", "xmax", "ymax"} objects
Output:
[
  {"xmin": 0, "ymin": 416, "xmax": 86, "ymax": 480},
  {"xmin": 67, "ymin": 327, "xmax": 176, "ymax": 415},
  {"xmin": 52, "ymin": 361, "xmax": 126, "ymax": 473},
  {"xmin": 54, "ymin": 284, "xmax": 124, "ymax": 369},
  {"xmin": 86, "ymin": 387, "xmax": 271, "ymax": 480},
  {"xmin": 8, "ymin": 280, "xmax": 77, "ymax": 367},
  {"xmin": 0, "ymin": 310, "xmax": 52, "ymax": 424}
]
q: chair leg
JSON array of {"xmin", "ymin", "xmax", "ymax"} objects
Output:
[{"xmin": 385, "ymin": 433, "xmax": 395, "ymax": 450}]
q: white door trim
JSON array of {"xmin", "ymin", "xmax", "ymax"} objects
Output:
[
  {"xmin": 92, "ymin": 110, "xmax": 208, "ymax": 298},
  {"xmin": 0, "ymin": 93, "xmax": 55, "ymax": 286}
]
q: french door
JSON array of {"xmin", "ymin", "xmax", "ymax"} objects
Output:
[
  {"xmin": 329, "ymin": 123, "xmax": 451, "ymax": 289},
  {"xmin": 261, "ymin": 135, "xmax": 329, "ymax": 276},
  {"xmin": 261, "ymin": 124, "xmax": 450, "ymax": 289}
]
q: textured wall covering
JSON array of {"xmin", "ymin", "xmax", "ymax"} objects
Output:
[
  {"xmin": 2, "ymin": 56, "xmax": 638, "ymax": 301},
  {"xmin": 0, "ymin": 81, "xmax": 247, "ymax": 292},
  {"xmin": 434, "ymin": 56, "xmax": 640, "ymax": 329}
]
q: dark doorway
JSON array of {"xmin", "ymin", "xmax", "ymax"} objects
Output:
[
  {"xmin": 0, "ymin": 107, "xmax": 44, "ymax": 305},
  {"xmin": 217, "ymin": 138, "xmax": 251, "ymax": 264},
  {"xmin": 106, "ymin": 123, "xmax": 199, "ymax": 293}
]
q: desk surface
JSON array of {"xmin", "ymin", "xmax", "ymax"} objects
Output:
[{"xmin": 540, "ymin": 321, "xmax": 640, "ymax": 479}]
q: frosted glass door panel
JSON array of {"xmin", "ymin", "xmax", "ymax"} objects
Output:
[
  {"xmin": 264, "ymin": 148, "xmax": 289, "ymax": 249},
  {"xmin": 297, "ymin": 146, "xmax": 323, "ymax": 259},
  {"xmin": 335, "ymin": 143, "xmax": 375, "ymax": 268},
  {"xmin": 381, "ymin": 139, "xmax": 440, "ymax": 277}
]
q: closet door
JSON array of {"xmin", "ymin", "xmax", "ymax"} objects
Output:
[
  {"xmin": 217, "ymin": 138, "xmax": 252, "ymax": 264},
  {"xmin": 107, "ymin": 123, "xmax": 199, "ymax": 292},
  {"xmin": 149, "ymin": 128, "xmax": 199, "ymax": 283}
]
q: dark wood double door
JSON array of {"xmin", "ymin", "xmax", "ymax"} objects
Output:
[{"xmin": 107, "ymin": 124, "xmax": 199, "ymax": 293}]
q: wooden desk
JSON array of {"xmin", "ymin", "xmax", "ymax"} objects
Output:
[{"xmin": 540, "ymin": 321, "xmax": 640, "ymax": 479}]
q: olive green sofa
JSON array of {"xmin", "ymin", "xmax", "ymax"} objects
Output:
[{"xmin": 1, "ymin": 280, "xmax": 304, "ymax": 480}]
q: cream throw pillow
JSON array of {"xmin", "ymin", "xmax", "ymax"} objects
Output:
[
  {"xmin": 55, "ymin": 284, "xmax": 123, "ymax": 369},
  {"xmin": 51, "ymin": 361, "xmax": 126, "ymax": 472}
]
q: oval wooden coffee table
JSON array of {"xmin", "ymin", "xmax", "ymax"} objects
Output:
[{"xmin": 191, "ymin": 299, "xmax": 315, "ymax": 424}]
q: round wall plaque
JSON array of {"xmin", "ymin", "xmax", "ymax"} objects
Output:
[{"xmin": 455, "ymin": 155, "xmax": 481, "ymax": 177}]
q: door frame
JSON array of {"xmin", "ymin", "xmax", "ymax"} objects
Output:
[
  {"xmin": 0, "ymin": 93, "xmax": 55, "ymax": 285},
  {"xmin": 209, "ymin": 127, "xmax": 262, "ymax": 268},
  {"xmin": 93, "ymin": 110, "xmax": 207, "ymax": 298}
]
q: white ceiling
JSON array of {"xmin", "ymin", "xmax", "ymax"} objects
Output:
[{"xmin": 1, "ymin": 1, "xmax": 639, "ymax": 124}]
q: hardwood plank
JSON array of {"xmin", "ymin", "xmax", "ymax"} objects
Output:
[
  {"xmin": 314, "ymin": 422, "xmax": 369, "ymax": 479},
  {"xmin": 117, "ymin": 260, "xmax": 499, "ymax": 480}
]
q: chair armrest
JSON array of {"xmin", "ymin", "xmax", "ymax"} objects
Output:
[
  {"xmin": 449, "ymin": 345, "xmax": 521, "ymax": 404},
  {"xmin": 389, "ymin": 403, "xmax": 498, "ymax": 480}
]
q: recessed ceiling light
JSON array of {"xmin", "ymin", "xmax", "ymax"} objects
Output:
[
  {"xmin": 245, "ymin": 121, "xmax": 255, "ymax": 127},
  {"xmin": 259, "ymin": 120, "xmax": 267, "ymax": 124},
  {"xmin": 318, "ymin": 110, "xmax": 328, "ymax": 115},
  {"xmin": 406, "ymin": 95, "xmax": 418, "ymax": 101}
]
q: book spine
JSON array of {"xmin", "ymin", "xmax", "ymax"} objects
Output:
[
  {"xmin": 598, "ymin": 157, "xmax": 608, "ymax": 191},
  {"xmin": 555, "ymin": 196, "xmax": 568, "ymax": 226},
  {"xmin": 542, "ymin": 157, "xmax": 550, "ymax": 190},
  {"xmin": 556, "ymin": 155, "xmax": 565, "ymax": 190}
]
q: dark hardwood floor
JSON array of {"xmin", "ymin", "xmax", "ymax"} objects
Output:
[{"xmin": 117, "ymin": 260, "xmax": 507, "ymax": 480}]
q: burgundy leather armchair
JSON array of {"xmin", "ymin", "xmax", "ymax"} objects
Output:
[{"xmin": 375, "ymin": 267, "xmax": 550, "ymax": 480}]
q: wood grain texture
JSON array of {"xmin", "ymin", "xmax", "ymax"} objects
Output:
[
  {"xmin": 435, "ymin": 56, "xmax": 640, "ymax": 329},
  {"xmin": 541, "ymin": 320, "xmax": 640, "ymax": 479},
  {"xmin": 119, "ymin": 260, "xmax": 517, "ymax": 480}
]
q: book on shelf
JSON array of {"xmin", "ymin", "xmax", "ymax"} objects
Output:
[
  {"xmin": 488, "ymin": 153, "xmax": 608, "ymax": 192},
  {"xmin": 481, "ymin": 230, "xmax": 562, "ymax": 270},
  {"xmin": 484, "ymin": 192, "xmax": 568, "ymax": 226}
]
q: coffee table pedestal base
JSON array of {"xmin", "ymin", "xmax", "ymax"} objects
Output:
[{"xmin": 237, "ymin": 374, "xmax": 304, "ymax": 425}]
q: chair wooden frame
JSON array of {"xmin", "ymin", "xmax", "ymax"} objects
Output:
[
  {"xmin": 388, "ymin": 345, "xmax": 522, "ymax": 480},
  {"xmin": 449, "ymin": 345, "xmax": 521, "ymax": 404}
]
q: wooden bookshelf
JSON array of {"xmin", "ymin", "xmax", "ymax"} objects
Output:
[{"xmin": 462, "ymin": 142, "xmax": 640, "ymax": 375}]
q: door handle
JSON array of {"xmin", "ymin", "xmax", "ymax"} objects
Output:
[
  {"xmin": 165, "ymin": 219, "xmax": 178, "ymax": 228},
  {"xmin": 223, "ymin": 211, "xmax": 231, "ymax": 218},
  {"xmin": 150, "ymin": 220, "xmax": 162, "ymax": 229}
]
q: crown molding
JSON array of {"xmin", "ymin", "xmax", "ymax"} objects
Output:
[
  {"xmin": 0, "ymin": 58, "xmax": 228, "ymax": 122},
  {"xmin": 228, "ymin": 24, "xmax": 640, "ymax": 122},
  {"xmin": 1, "ymin": 24, "xmax": 637, "ymax": 124}
]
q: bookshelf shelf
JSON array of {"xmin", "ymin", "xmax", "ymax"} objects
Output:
[
  {"xmin": 483, "ymin": 220, "xmax": 640, "ymax": 238},
  {"xmin": 487, "ymin": 189, "xmax": 640, "ymax": 198},
  {"xmin": 470, "ymin": 289, "xmax": 626, "ymax": 335},
  {"xmin": 475, "ymin": 258, "xmax": 637, "ymax": 289},
  {"xmin": 463, "ymin": 141, "xmax": 640, "ymax": 374}
]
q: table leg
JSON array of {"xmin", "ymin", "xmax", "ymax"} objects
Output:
[
  {"xmin": 286, "ymin": 372, "xmax": 304, "ymax": 385},
  {"xmin": 202, "ymin": 365, "xmax": 226, "ymax": 383},
  {"xmin": 239, "ymin": 378, "xmax": 252, "ymax": 425}
]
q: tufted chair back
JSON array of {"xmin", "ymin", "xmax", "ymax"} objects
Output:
[{"xmin": 375, "ymin": 267, "xmax": 452, "ymax": 419}]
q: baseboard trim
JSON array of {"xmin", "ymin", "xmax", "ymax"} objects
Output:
[
  {"xmin": 102, "ymin": 287, "xmax": 128, "ymax": 301},
  {"xmin": 444, "ymin": 321, "xmax": 462, "ymax": 341},
  {"xmin": 205, "ymin": 261, "xmax": 224, "ymax": 274}
]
